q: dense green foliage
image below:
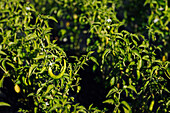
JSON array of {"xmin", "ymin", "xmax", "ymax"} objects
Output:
[{"xmin": 0, "ymin": 0, "xmax": 169, "ymax": 112}]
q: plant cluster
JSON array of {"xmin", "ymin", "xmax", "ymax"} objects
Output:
[{"xmin": 0, "ymin": 0, "xmax": 169, "ymax": 112}]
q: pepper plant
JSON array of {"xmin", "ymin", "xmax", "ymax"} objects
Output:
[
  {"xmin": 0, "ymin": 0, "xmax": 169, "ymax": 112},
  {"xmin": 0, "ymin": 0, "xmax": 100, "ymax": 112},
  {"xmin": 80, "ymin": 0, "xmax": 170, "ymax": 112}
]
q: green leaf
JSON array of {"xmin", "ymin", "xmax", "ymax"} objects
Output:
[
  {"xmin": 48, "ymin": 16, "xmax": 58, "ymax": 23},
  {"xmin": 33, "ymin": 55, "xmax": 45, "ymax": 60},
  {"xmin": 148, "ymin": 14, "xmax": 153, "ymax": 25},
  {"xmin": 137, "ymin": 59, "xmax": 142, "ymax": 69},
  {"xmin": 18, "ymin": 57, "xmax": 22, "ymax": 65},
  {"xmin": 77, "ymin": 86, "xmax": 81, "ymax": 93},
  {"xmin": 123, "ymin": 106, "xmax": 131, "ymax": 113},
  {"xmin": 151, "ymin": 66, "xmax": 159, "ymax": 76},
  {"xmin": 29, "ymin": 64, "xmax": 38, "ymax": 77},
  {"xmin": 36, "ymin": 87, "xmax": 43, "ymax": 95},
  {"xmin": 121, "ymin": 30, "xmax": 130, "ymax": 34},
  {"xmin": 102, "ymin": 49, "xmax": 110, "ymax": 64},
  {"xmin": 0, "ymin": 51, "xmax": 7, "ymax": 55},
  {"xmin": 119, "ymin": 48, "xmax": 125, "ymax": 55},
  {"xmin": 149, "ymin": 100, "xmax": 155, "ymax": 111},
  {"xmin": 144, "ymin": 0, "xmax": 150, "ymax": 6},
  {"xmin": 92, "ymin": 64, "xmax": 97, "ymax": 72},
  {"xmin": 43, "ymin": 85, "xmax": 54, "ymax": 96},
  {"xmin": 132, "ymin": 50, "xmax": 141, "ymax": 58},
  {"xmin": 166, "ymin": 100, "xmax": 170, "ymax": 106},
  {"xmin": 7, "ymin": 62, "xmax": 15, "ymax": 69},
  {"xmin": 110, "ymin": 77, "xmax": 115, "ymax": 86},
  {"xmin": 77, "ymin": 105, "xmax": 86, "ymax": 110},
  {"xmin": 115, "ymin": 36, "xmax": 124, "ymax": 41},
  {"xmin": 26, "ymin": 33, "xmax": 37, "ymax": 41},
  {"xmin": 126, "ymin": 85, "xmax": 137, "ymax": 94},
  {"xmin": 0, "ymin": 19, "xmax": 9, "ymax": 23},
  {"xmin": 93, "ymin": 22, "xmax": 101, "ymax": 25},
  {"xmin": 121, "ymin": 101, "xmax": 131, "ymax": 112},
  {"xmin": 2, "ymin": 59, "xmax": 6, "ymax": 71},
  {"xmin": 60, "ymin": 29, "xmax": 66, "ymax": 36},
  {"xmin": 106, "ymin": 87, "xmax": 118, "ymax": 98},
  {"xmin": 152, "ymin": 60, "xmax": 162, "ymax": 64},
  {"xmin": 155, "ymin": 30, "xmax": 164, "ymax": 37},
  {"xmin": 0, "ymin": 102, "xmax": 11, "ymax": 107},
  {"xmin": 55, "ymin": 46, "xmax": 67, "ymax": 57},
  {"xmin": 143, "ymin": 81, "xmax": 150, "ymax": 91},
  {"xmin": 162, "ymin": 68, "xmax": 170, "ymax": 79},
  {"xmin": 38, "ymin": 67, "xmax": 47, "ymax": 74},
  {"xmin": 124, "ymin": 89, "xmax": 129, "ymax": 97},
  {"xmin": 129, "ymin": 61, "xmax": 135, "ymax": 66},
  {"xmin": 136, "ymin": 70, "xmax": 140, "ymax": 80},
  {"xmin": 128, "ymin": 53, "xmax": 132, "ymax": 61},
  {"xmin": 131, "ymin": 34, "xmax": 139, "ymax": 41},
  {"xmin": 45, "ymin": 35, "xmax": 51, "ymax": 44},
  {"xmin": 0, "ymin": 76, "xmax": 5, "ymax": 88},
  {"xmin": 22, "ymin": 76, "xmax": 28, "ymax": 86},
  {"xmin": 49, "ymin": 104, "xmax": 62, "ymax": 112},
  {"xmin": 27, "ymin": 93, "xmax": 34, "ymax": 97},
  {"xmin": 90, "ymin": 56, "xmax": 99, "ymax": 65},
  {"xmin": 142, "ymin": 55, "xmax": 149, "ymax": 60},
  {"xmin": 163, "ymin": 87, "xmax": 170, "ymax": 93},
  {"xmin": 87, "ymin": 38, "xmax": 91, "ymax": 45},
  {"xmin": 87, "ymin": 51, "xmax": 94, "ymax": 57},
  {"xmin": 103, "ymin": 99, "xmax": 114, "ymax": 105},
  {"xmin": 88, "ymin": 104, "xmax": 94, "ymax": 111},
  {"xmin": 132, "ymin": 39, "xmax": 138, "ymax": 46}
]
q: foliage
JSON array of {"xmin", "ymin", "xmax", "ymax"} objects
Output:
[
  {"xmin": 0, "ymin": 0, "xmax": 169, "ymax": 112},
  {"xmin": 29, "ymin": 0, "xmax": 90, "ymax": 54},
  {"xmin": 0, "ymin": 0, "xmax": 98, "ymax": 112},
  {"xmin": 80, "ymin": 0, "xmax": 170, "ymax": 112}
]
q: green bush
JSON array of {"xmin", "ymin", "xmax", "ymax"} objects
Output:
[
  {"xmin": 0, "ymin": 0, "xmax": 169, "ymax": 112},
  {"xmin": 80, "ymin": 0, "xmax": 169, "ymax": 112},
  {"xmin": 29, "ymin": 0, "xmax": 90, "ymax": 54},
  {"xmin": 0, "ymin": 0, "xmax": 101, "ymax": 112}
]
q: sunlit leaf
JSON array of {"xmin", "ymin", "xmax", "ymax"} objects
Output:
[
  {"xmin": 45, "ymin": 35, "xmax": 51, "ymax": 44},
  {"xmin": 103, "ymin": 99, "xmax": 114, "ymax": 105},
  {"xmin": 121, "ymin": 101, "xmax": 131, "ymax": 112},
  {"xmin": 102, "ymin": 49, "xmax": 110, "ymax": 64},
  {"xmin": 0, "ymin": 102, "xmax": 11, "ymax": 107},
  {"xmin": 143, "ymin": 81, "xmax": 150, "ymax": 91},
  {"xmin": 142, "ymin": 55, "xmax": 149, "ymax": 60},
  {"xmin": 87, "ymin": 51, "xmax": 94, "ymax": 57},
  {"xmin": 149, "ymin": 100, "xmax": 155, "ymax": 111},
  {"xmin": 126, "ymin": 85, "xmax": 137, "ymax": 94},
  {"xmin": 132, "ymin": 50, "xmax": 141, "ymax": 58},
  {"xmin": 137, "ymin": 59, "xmax": 142, "ymax": 70},
  {"xmin": 129, "ymin": 61, "xmax": 135, "ymax": 66},
  {"xmin": 48, "ymin": 16, "xmax": 58, "ymax": 23},
  {"xmin": 106, "ymin": 87, "xmax": 118, "ymax": 98},
  {"xmin": 49, "ymin": 104, "xmax": 62, "ymax": 112},
  {"xmin": 110, "ymin": 77, "xmax": 115, "ymax": 86},
  {"xmin": 0, "ymin": 76, "xmax": 5, "ymax": 88},
  {"xmin": 0, "ymin": 51, "xmax": 7, "ymax": 55},
  {"xmin": 43, "ymin": 84, "xmax": 54, "ymax": 96},
  {"xmin": 7, "ymin": 62, "xmax": 15, "ymax": 69},
  {"xmin": 38, "ymin": 67, "xmax": 47, "ymax": 74},
  {"xmin": 90, "ymin": 56, "xmax": 99, "ymax": 65},
  {"xmin": 26, "ymin": 32, "xmax": 37, "ymax": 41},
  {"xmin": 33, "ymin": 55, "xmax": 45, "ymax": 60},
  {"xmin": 151, "ymin": 66, "xmax": 159, "ymax": 76},
  {"xmin": 29, "ymin": 64, "xmax": 38, "ymax": 77},
  {"xmin": 36, "ymin": 87, "xmax": 43, "ymax": 95},
  {"xmin": 136, "ymin": 70, "xmax": 140, "ymax": 80},
  {"xmin": 27, "ymin": 93, "xmax": 34, "ymax": 97}
]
